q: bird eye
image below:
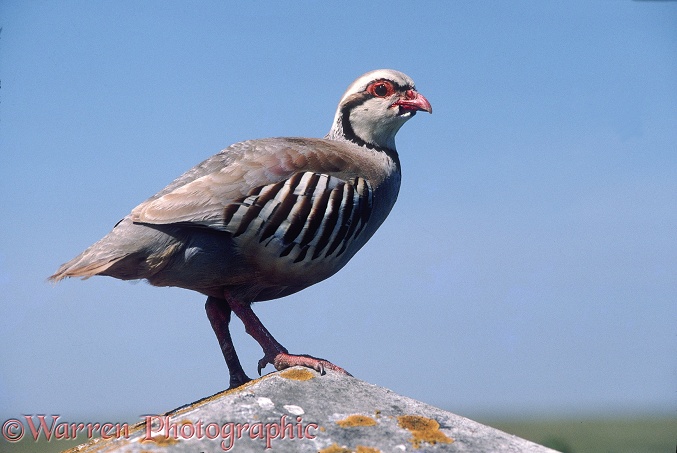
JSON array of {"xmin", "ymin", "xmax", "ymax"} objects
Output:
[
  {"xmin": 374, "ymin": 84, "xmax": 388, "ymax": 96},
  {"xmin": 367, "ymin": 81, "xmax": 394, "ymax": 98}
]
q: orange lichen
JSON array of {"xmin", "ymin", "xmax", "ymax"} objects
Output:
[
  {"xmin": 279, "ymin": 368, "xmax": 316, "ymax": 381},
  {"xmin": 141, "ymin": 435, "xmax": 179, "ymax": 446},
  {"xmin": 356, "ymin": 446, "xmax": 381, "ymax": 453},
  {"xmin": 397, "ymin": 415, "xmax": 453, "ymax": 449},
  {"xmin": 336, "ymin": 414, "xmax": 378, "ymax": 428}
]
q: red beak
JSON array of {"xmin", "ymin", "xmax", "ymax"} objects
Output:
[{"xmin": 393, "ymin": 89, "xmax": 432, "ymax": 114}]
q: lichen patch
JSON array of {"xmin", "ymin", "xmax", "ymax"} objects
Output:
[
  {"xmin": 336, "ymin": 414, "xmax": 378, "ymax": 428},
  {"xmin": 318, "ymin": 443, "xmax": 381, "ymax": 453},
  {"xmin": 280, "ymin": 368, "xmax": 316, "ymax": 381},
  {"xmin": 141, "ymin": 435, "xmax": 179, "ymax": 446},
  {"xmin": 397, "ymin": 415, "xmax": 453, "ymax": 448},
  {"xmin": 356, "ymin": 446, "xmax": 381, "ymax": 453}
]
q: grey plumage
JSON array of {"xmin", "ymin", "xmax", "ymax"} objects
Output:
[
  {"xmin": 50, "ymin": 69, "xmax": 431, "ymax": 382},
  {"xmin": 50, "ymin": 137, "xmax": 398, "ymax": 301}
]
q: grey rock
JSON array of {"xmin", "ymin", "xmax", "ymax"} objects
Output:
[{"xmin": 64, "ymin": 368, "xmax": 555, "ymax": 452}]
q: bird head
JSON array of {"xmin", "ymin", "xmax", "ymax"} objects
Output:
[{"xmin": 327, "ymin": 69, "xmax": 432, "ymax": 152}]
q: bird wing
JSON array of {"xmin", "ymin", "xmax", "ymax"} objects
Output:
[{"xmin": 130, "ymin": 138, "xmax": 374, "ymax": 246}]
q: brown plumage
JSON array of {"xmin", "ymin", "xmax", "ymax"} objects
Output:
[{"xmin": 50, "ymin": 69, "xmax": 431, "ymax": 387}]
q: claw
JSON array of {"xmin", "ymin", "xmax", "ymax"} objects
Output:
[
  {"xmin": 257, "ymin": 358, "xmax": 267, "ymax": 376},
  {"xmin": 223, "ymin": 296, "xmax": 349, "ymax": 379}
]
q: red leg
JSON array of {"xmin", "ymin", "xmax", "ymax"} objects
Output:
[
  {"xmin": 205, "ymin": 297, "xmax": 252, "ymax": 389},
  {"xmin": 225, "ymin": 293, "xmax": 351, "ymax": 377}
]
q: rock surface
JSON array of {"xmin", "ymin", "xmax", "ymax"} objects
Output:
[{"xmin": 65, "ymin": 367, "xmax": 555, "ymax": 452}]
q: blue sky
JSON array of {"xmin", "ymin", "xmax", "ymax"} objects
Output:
[{"xmin": 1, "ymin": 1, "xmax": 676, "ymax": 422}]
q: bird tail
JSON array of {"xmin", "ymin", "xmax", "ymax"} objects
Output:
[
  {"xmin": 48, "ymin": 216, "xmax": 146, "ymax": 283},
  {"xmin": 48, "ymin": 251, "xmax": 126, "ymax": 282},
  {"xmin": 48, "ymin": 216, "xmax": 181, "ymax": 283}
]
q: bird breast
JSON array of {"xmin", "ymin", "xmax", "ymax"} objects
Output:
[
  {"xmin": 134, "ymin": 137, "xmax": 401, "ymax": 297},
  {"xmin": 228, "ymin": 151, "xmax": 401, "ymax": 289}
]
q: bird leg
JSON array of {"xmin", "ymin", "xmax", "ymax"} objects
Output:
[
  {"xmin": 205, "ymin": 297, "xmax": 252, "ymax": 389},
  {"xmin": 225, "ymin": 293, "xmax": 351, "ymax": 377}
]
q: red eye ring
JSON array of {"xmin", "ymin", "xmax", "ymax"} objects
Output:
[{"xmin": 367, "ymin": 80, "xmax": 395, "ymax": 98}]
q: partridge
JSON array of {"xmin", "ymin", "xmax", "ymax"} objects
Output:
[{"xmin": 50, "ymin": 69, "xmax": 432, "ymax": 388}]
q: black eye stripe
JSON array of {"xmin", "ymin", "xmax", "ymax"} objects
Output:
[{"xmin": 336, "ymin": 78, "xmax": 411, "ymax": 158}]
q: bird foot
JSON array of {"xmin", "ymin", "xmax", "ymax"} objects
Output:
[
  {"xmin": 228, "ymin": 370, "xmax": 253, "ymax": 390},
  {"xmin": 258, "ymin": 352, "xmax": 352, "ymax": 377}
]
